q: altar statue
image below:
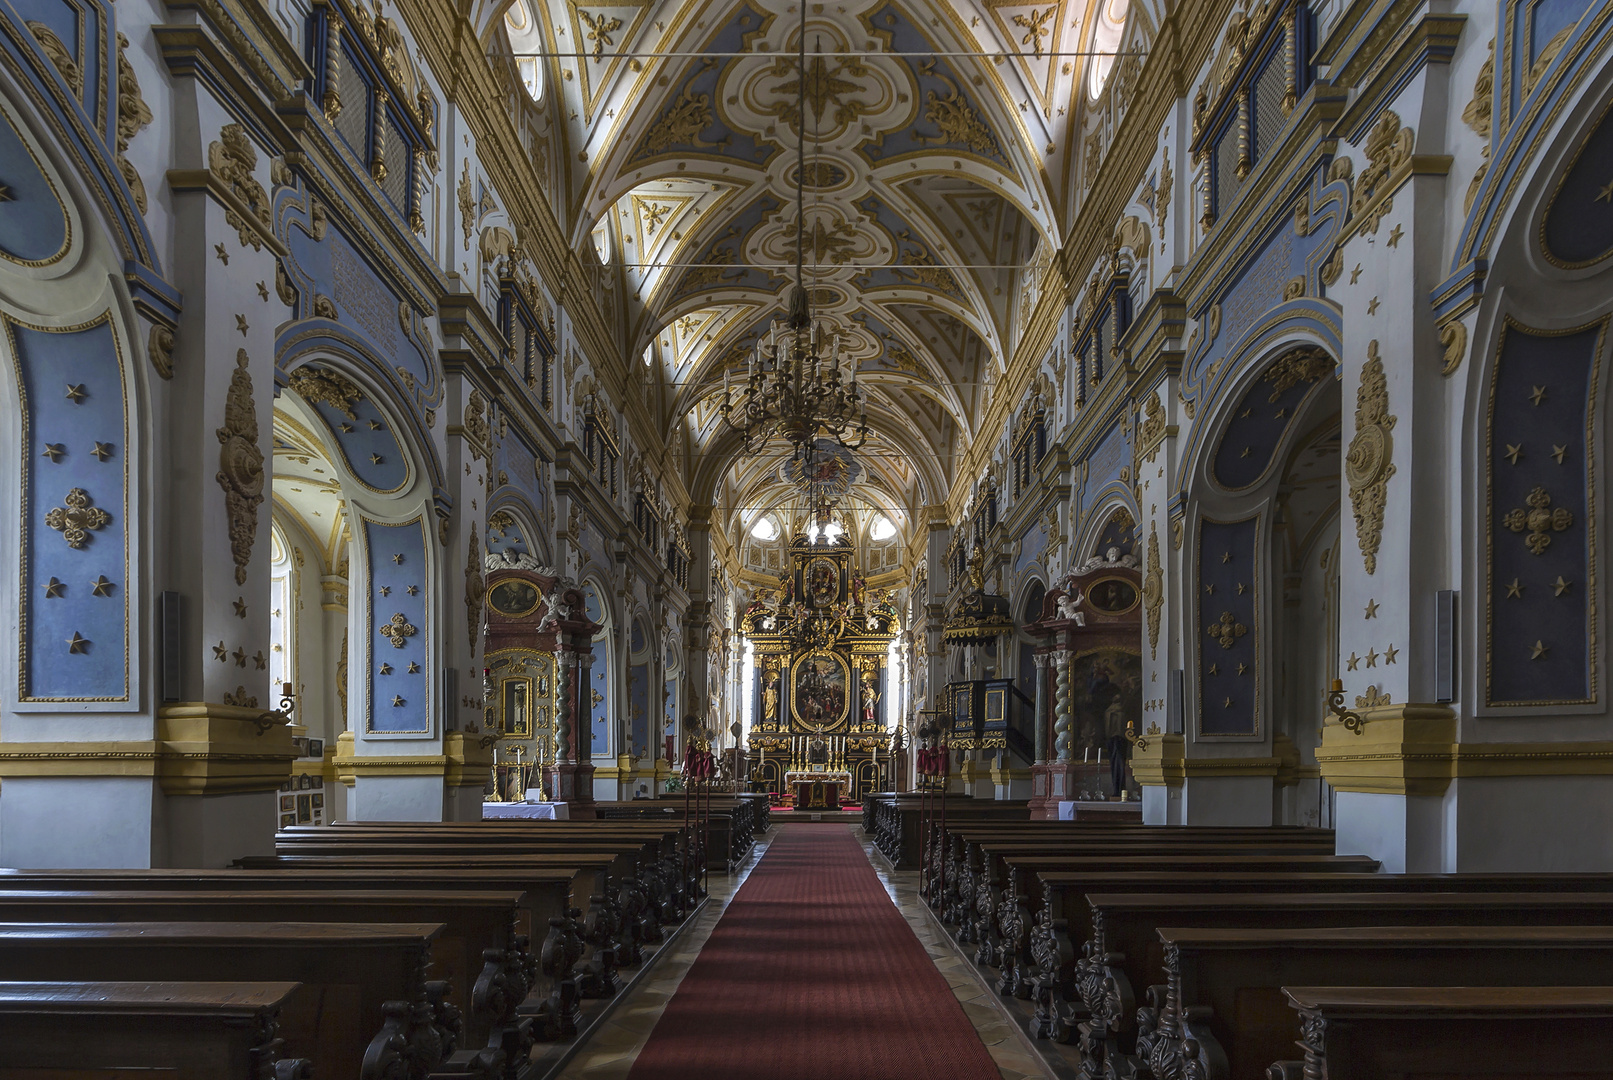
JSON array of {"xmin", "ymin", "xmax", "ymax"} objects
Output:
[
  {"xmin": 763, "ymin": 673, "xmax": 780, "ymax": 721},
  {"xmin": 860, "ymin": 670, "xmax": 880, "ymax": 725}
]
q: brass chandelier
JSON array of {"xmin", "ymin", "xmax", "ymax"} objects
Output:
[{"xmin": 719, "ymin": 9, "xmax": 867, "ymax": 463}]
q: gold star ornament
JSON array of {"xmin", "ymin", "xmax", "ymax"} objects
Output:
[{"xmin": 66, "ymin": 632, "xmax": 89, "ymax": 654}]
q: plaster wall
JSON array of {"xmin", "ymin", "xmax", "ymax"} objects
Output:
[
  {"xmin": 1141, "ymin": 783, "xmax": 1181, "ymax": 825},
  {"xmin": 1, "ymin": 777, "xmax": 159, "ymax": 868},
  {"xmin": 347, "ymin": 775, "xmax": 446, "ymax": 821},
  {"xmin": 1179, "ymin": 775, "xmax": 1275, "ymax": 826},
  {"xmin": 1446, "ymin": 776, "xmax": 1613, "ymax": 871}
]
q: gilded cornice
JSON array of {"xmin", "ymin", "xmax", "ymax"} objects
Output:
[
  {"xmin": 1314, "ymin": 704, "xmax": 1613, "ymax": 795},
  {"xmin": 0, "ymin": 703, "xmax": 299, "ymax": 795}
]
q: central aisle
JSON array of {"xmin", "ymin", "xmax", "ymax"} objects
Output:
[{"xmin": 625, "ymin": 824, "xmax": 1004, "ymax": 1080}]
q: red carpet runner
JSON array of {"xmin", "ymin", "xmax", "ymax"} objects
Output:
[{"xmin": 626, "ymin": 824, "xmax": 1003, "ymax": 1079}]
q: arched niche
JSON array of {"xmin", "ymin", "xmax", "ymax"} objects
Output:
[
  {"xmin": 1182, "ymin": 339, "xmax": 1341, "ymax": 820},
  {"xmin": 275, "ymin": 355, "xmax": 444, "ymax": 825},
  {"xmin": 581, "ymin": 578, "xmax": 613, "ymax": 761}
]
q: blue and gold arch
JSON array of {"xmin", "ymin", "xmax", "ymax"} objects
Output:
[{"xmin": 1210, "ymin": 347, "xmax": 1337, "ymax": 492}]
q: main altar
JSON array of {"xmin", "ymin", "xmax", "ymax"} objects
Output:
[{"xmin": 743, "ymin": 530, "xmax": 899, "ymax": 800}]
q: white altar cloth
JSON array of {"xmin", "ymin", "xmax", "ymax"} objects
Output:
[{"xmin": 482, "ymin": 801, "xmax": 570, "ymax": 820}]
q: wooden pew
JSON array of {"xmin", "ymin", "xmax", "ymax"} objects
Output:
[
  {"xmin": 0, "ymin": 981, "xmax": 314, "ymax": 1080},
  {"xmin": 250, "ymin": 838, "xmax": 687, "ymax": 951},
  {"xmin": 1141, "ymin": 925, "xmax": 1613, "ymax": 1080},
  {"xmin": 273, "ymin": 823, "xmax": 697, "ymax": 907},
  {"xmin": 1069, "ymin": 891, "xmax": 1613, "ymax": 1074},
  {"xmin": 933, "ymin": 824, "xmax": 1334, "ymax": 910},
  {"xmin": 0, "ymin": 889, "xmax": 536, "ymax": 1065},
  {"xmin": 941, "ymin": 828, "xmax": 1339, "ymax": 940},
  {"xmin": 0, "ymin": 865, "xmax": 612, "ymax": 1042},
  {"xmin": 976, "ymin": 851, "xmax": 1379, "ymax": 995},
  {"xmin": 230, "ymin": 855, "xmax": 654, "ymax": 1005},
  {"xmin": 1270, "ymin": 986, "xmax": 1613, "ymax": 1080},
  {"xmin": 1027, "ymin": 869, "xmax": 1613, "ymax": 1044},
  {"xmin": 0, "ymin": 922, "xmax": 451, "ymax": 1080},
  {"xmin": 868, "ymin": 796, "xmax": 1033, "ymax": 869}
]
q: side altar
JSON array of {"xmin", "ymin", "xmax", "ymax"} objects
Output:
[{"xmin": 743, "ymin": 531, "xmax": 899, "ymax": 800}]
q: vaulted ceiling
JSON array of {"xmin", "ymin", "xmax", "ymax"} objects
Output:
[{"xmin": 512, "ymin": 0, "xmax": 1136, "ymax": 544}]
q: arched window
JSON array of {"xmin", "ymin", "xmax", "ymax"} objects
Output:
[
  {"xmin": 1088, "ymin": 0, "xmax": 1130, "ymax": 98},
  {"xmin": 583, "ymin": 581, "xmax": 612, "ymax": 756},
  {"xmin": 504, "ymin": 0, "xmax": 545, "ymax": 101},
  {"xmin": 269, "ymin": 522, "xmax": 296, "ymax": 696}
]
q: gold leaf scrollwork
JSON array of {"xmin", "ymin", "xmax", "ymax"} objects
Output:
[
  {"xmin": 915, "ymin": 64, "xmax": 998, "ymax": 157},
  {"xmin": 1462, "ymin": 39, "xmax": 1493, "ymax": 137},
  {"xmin": 1504, "ymin": 486, "xmax": 1572, "ymax": 555},
  {"xmin": 147, "ymin": 323, "xmax": 175, "ymax": 380},
  {"xmin": 336, "ymin": 629, "xmax": 349, "ymax": 718},
  {"xmin": 45, "ymin": 488, "xmax": 112, "ymax": 549},
  {"xmin": 275, "ymin": 261, "xmax": 298, "ymax": 307},
  {"xmin": 465, "ymin": 522, "xmax": 484, "ymax": 651},
  {"xmin": 216, "ymin": 349, "xmax": 265, "ymax": 586},
  {"xmin": 1143, "ymin": 522, "xmax": 1164, "ymax": 659},
  {"xmin": 1346, "ymin": 340, "xmax": 1396, "ymax": 574},
  {"xmin": 1349, "ymin": 110, "xmax": 1414, "ymax": 235},
  {"xmin": 464, "ymin": 390, "xmax": 490, "ymax": 460},
  {"xmin": 1462, "ymin": 39, "xmax": 1494, "ymax": 216},
  {"xmin": 222, "ymin": 686, "xmax": 260, "ymax": 708},
  {"xmin": 1354, "ymin": 685, "xmax": 1391, "ymax": 708},
  {"xmin": 1320, "ymin": 244, "xmax": 1345, "ymax": 286},
  {"xmin": 287, "ymin": 365, "xmax": 364, "ymax": 419},
  {"xmin": 1138, "ymin": 391, "xmax": 1167, "ymax": 461},
  {"xmin": 458, "ymin": 159, "xmax": 474, "ymax": 250},
  {"xmin": 638, "ymin": 89, "xmax": 724, "ymax": 156},
  {"xmin": 380, "ymin": 612, "xmax": 417, "ymax": 648},
  {"xmin": 1264, "ymin": 346, "xmax": 1333, "ymax": 400},
  {"xmin": 114, "ymin": 33, "xmax": 152, "ymax": 214},
  {"xmin": 209, "ymin": 124, "xmax": 272, "ymax": 250},
  {"xmin": 762, "ymin": 53, "xmax": 870, "ymax": 131},
  {"xmin": 1156, "ymin": 150, "xmax": 1172, "ymax": 251},
  {"xmin": 1438, "ymin": 319, "xmax": 1468, "ymax": 376},
  {"xmin": 27, "ymin": 21, "xmax": 82, "ymax": 96},
  {"xmin": 1206, "ymin": 611, "xmax": 1247, "ymax": 649}
]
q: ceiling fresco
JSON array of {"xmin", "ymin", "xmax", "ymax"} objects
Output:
[{"xmin": 518, "ymin": 0, "xmax": 1135, "ymax": 543}]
